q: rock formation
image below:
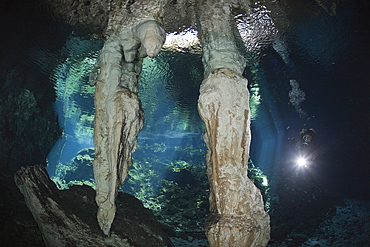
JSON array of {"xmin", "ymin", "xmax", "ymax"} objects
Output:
[
  {"xmin": 89, "ymin": 1, "xmax": 271, "ymax": 241},
  {"xmin": 90, "ymin": 17, "xmax": 166, "ymax": 235},
  {"xmin": 14, "ymin": 165, "xmax": 173, "ymax": 247},
  {"xmin": 20, "ymin": 0, "xmax": 271, "ymax": 245},
  {"xmin": 197, "ymin": 1, "xmax": 270, "ymax": 246}
]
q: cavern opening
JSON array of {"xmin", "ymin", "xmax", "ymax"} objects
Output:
[{"xmin": 45, "ymin": 29, "xmax": 211, "ymax": 234}]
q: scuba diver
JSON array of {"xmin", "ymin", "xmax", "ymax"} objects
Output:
[{"xmin": 293, "ymin": 128, "xmax": 318, "ymax": 167}]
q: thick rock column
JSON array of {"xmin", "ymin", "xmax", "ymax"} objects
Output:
[
  {"xmin": 197, "ymin": 2, "xmax": 270, "ymax": 246},
  {"xmin": 91, "ymin": 12, "xmax": 165, "ymax": 235}
]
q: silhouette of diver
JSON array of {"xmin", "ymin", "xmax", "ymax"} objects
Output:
[{"xmin": 296, "ymin": 128, "xmax": 318, "ymax": 163}]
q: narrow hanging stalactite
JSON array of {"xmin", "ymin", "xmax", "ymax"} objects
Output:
[
  {"xmin": 197, "ymin": 1, "xmax": 271, "ymax": 246},
  {"xmin": 90, "ymin": 1, "xmax": 166, "ymax": 235}
]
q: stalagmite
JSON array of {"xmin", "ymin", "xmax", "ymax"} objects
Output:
[
  {"xmin": 197, "ymin": 2, "xmax": 270, "ymax": 246},
  {"xmin": 90, "ymin": 12, "xmax": 166, "ymax": 234}
]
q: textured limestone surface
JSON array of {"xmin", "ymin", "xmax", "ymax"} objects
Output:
[
  {"xmin": 42, "ymin": 0, "xmax": 201, "ymax": 36},
  {"xmin": 197, "ymin": 2, "xmax": 270, "ymax": 246},
  {"xmin": 14, "ymin": 165, "xmax": 173, "ymax": 247},
  {"xmin": 198, "ymin": 69, "xmax": 270, "ymax": 246},
  {"xmin": 91, "ymin": 15, "xmax": 165, "ymax": 235}
]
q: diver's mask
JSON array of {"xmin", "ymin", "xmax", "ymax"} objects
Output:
[{"xmin": 302, "ymin": 134, "xmax": 312, "ymax": 144}]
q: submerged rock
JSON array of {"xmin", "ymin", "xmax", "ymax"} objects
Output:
[{"xmin": 14, "ymin": 165, "xmax": 173, "ymax": 247}]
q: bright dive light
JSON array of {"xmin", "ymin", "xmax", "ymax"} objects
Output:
[{"xmin": 296, "ymin": 157, "xmax": 308, "ymax": 167}]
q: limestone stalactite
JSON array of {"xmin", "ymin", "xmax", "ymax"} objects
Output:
[
  {"xmin": 197, "ymin": 2, "xmax": 270, "ymax": 246},
  {"xmin": 91, "ymin": 16, "xmax": 166, "ymax": 235}
]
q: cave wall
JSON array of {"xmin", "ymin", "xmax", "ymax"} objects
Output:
[
  {"xmin": 0, "ymin": 0, "xmax": 63, "ymax": 176},
  {"xmin": 0, "ymin": 1, "xmax": 67, "ymax": 245}
]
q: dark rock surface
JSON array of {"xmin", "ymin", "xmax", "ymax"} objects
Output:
[
  {"xmin": 39, "ymin": 0, "xmax": 111, "ymax": 35},
  {"xmin": 0, "ymin": 173, "xmax": 45, "ymax": 247},
  {"xmin": 40, "ymin": 0, "xmax": 200, "ymax": 35},
  {"xmin": 14, "ymin": 165, "xmax": 174, "ymax": 247},
  {"xmin": 0, "ymin": 0, "xmax": 63, "ymax": 177}
]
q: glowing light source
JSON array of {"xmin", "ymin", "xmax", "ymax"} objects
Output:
[{"xmin": 296, "ymin": 157, "xmax": 308, "ymax": 167}]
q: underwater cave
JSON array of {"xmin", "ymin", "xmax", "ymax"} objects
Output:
[{"xmin": 1, "ymin": 0, "xmax": 370, "ymax": 246}]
